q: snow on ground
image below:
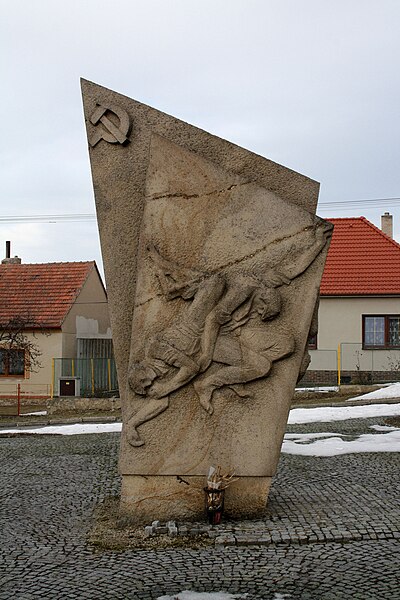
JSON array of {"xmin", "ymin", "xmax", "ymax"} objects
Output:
[
  {"xmin": 347, "ymin": 382, "xmax": 400, "ymax": 402},
  {"xmin": 0, "ymin": 403, "xmax": 399, "ymax": 436},
  {"xmin": 295, "ymin": 386, "xmax": 338, "ymax": 393},
  {"xmin": 288, "ymin": 403, "xmax": 400, "ymax": 424},
  {"xmin": 370, "ymin": 424, "xmax": 397, "ymax": 431},
  {"xmin": 23, "ymin": 411, "xmax": 47, "ymax": 416},
  {"xmin": 0, "ymin": 422, "xmax": 122, "ymax": 435},
  {"xmin": 0, "ymin": 416, "xmax": 398, "ymax": 455},
  {"xmin": 282, "ymin": 427, "xmax": 400, "ymax": 456}
]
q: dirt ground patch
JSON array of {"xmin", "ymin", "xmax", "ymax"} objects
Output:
[
  {"xmin": 88, "ymin": 496, "xmax": 211, "ymax": 552},
  {"xmin": 384, "ymin": 416, "xmax": 400, "ymax": 428},
  {"xmin": 292, "ymin": 384, "xmax": 381, "ymax": 406}
]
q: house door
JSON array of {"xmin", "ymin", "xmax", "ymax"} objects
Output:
[{"xmin": 60, "ymin": 379, "xmax": 76, "ymax": 396}]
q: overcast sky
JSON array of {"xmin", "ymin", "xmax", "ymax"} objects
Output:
[{"xmin": 1, "ymin": 0, "xmax": 399, "ymax": 280}]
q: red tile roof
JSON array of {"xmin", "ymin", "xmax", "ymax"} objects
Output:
[
  {"xmin": 0, "ymin": 262, "xmax": 95, "ymax": 328},
  {"xmin": 321, "ymin": 217, "xmax": 400, "ymax": 296}
]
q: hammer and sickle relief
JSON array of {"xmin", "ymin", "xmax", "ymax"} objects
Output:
[{"xmin": 89, "ymin": 103, "xmax": 131, "ymax": 147}]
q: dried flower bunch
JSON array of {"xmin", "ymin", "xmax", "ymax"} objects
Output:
[{"xmin": 206, "ymin": 465, "xmax": 238, "ymax": 490}]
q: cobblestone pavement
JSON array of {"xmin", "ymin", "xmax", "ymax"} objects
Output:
[{"xmin": 0, "ymin": 415, "xmax": 399, "ymax": 599}]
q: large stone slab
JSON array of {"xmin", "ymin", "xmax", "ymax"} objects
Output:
[{"xmin": 81, "ymin": 80, "xmax": 332, "ymax": 521}]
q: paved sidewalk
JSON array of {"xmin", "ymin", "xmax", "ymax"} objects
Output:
[{"xmin": 0, "ymin": 414, "xmax": 399, "ymax": 599}]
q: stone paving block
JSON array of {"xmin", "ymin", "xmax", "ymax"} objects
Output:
[
  {"xmin": 144, "ymin": 526, "xmax": 153, "ymax": 537},
  {"xmin": 155, "ymin": 526, "xmax": 168, "ymax": 534},
  {"xmin": 214, "ymin": 534, "xmax": 236, "ymax": 546},
  {"xmin": 168, "ymin": 525, "xmax": 178, "ymax": 537}
]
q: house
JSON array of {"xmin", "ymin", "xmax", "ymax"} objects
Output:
[
  {"xmin": 303, "ymin": 214, "xmax": 400, "ymax": 385},
  {"xmin": 0, "ymin": 250, "xmax": 113, "ymax": 398}
]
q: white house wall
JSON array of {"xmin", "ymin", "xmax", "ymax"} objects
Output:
[
  {"xmin": 0, "ymin": 330, "xmax": 62, "ymax": 396},
  {"xmin": 310, "ymin": 296, "xmax": 400, "ymax": 371},
  {"xmin": 62, "ymin": 268, "xmax": 111, "ymax": 358}
]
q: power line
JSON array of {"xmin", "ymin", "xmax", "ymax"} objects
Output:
[
  {"xmin": 321, "ymin": 196, "xmax": 400, "ymax": 205},
  {"xmin": 318, "ymin": 197, "xmax": 400, "ymax": 210},
  {"xmin": 0, "ymin": 214, "xmax": 96, "ymax": 223},
  {"xmin": 0, "ymin": 196, "xmax": 399, "ymax": 223}
]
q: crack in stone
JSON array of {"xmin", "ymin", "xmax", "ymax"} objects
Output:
[
  {"xmin": 134, "ymin": 292, "xmax": 163, "ymax": 309},
  {"xmin": 147, "ymin": 182, "xmax": 249, "ymax": 202},
  {"xmin": 209, "ymin": 225, "xmax": 314, "ymax": 274},
  {"xmin": 133, "ymin": 225, "xmax": 314, "ymax": 309}
]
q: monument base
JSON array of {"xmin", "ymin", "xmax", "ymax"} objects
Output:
[{"xmin": 120, "ymin": 475, "xmax": 272, "ymax": 523}]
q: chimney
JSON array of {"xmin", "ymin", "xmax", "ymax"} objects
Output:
[
  {"xmin": 381, "ymin": 212, "xmax": 393, "ymax": 238},
  {"xmin": 1, "ymin": 241, "xmax": 22, "ymax": 264}
]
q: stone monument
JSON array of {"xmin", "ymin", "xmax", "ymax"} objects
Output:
[{"xmin": 81, "ymin": 79, "xmax": 332, "ymax": 522}]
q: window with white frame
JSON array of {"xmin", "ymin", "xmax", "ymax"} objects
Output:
[{"xmin": 363, "ymin": 315, "xmax": 400, "ymax": 349}]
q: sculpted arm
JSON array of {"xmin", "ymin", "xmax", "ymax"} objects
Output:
[
  {"xmin": 186, "ymin": 273, "xmax": 226, "ymax": 322},
  {"xmin": 279, "ymin": 223, "xmax": 333, "ymax": 282}
]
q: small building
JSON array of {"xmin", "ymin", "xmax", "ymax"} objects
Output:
[
  {"xmin": 0, "ymin": 249, "xmax": 113, "ymax": 399},
  {"xmin": 303, "ymin": 214, "xmax": 400, "ymax": 385}
]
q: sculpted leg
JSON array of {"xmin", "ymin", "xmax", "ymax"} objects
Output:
[
  {"xmin": 148, "ymin": 364, "xmax": 199, "ymax": 399},
  {"xmin": 127, "ymin": 397, "xmax": 169, "ymax": 447},
  {"xmin": 194, "ymin": 355, "xmax": 272, "ymax": 415}
]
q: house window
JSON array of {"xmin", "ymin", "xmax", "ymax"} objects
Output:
[
  {"xmin": 0, "ymin": 349, "xmax": 25, "ymax": 376},
  {"xmin": 363, "ymin": 315, "xmax": 400, "ymax": 349},
  {"xmin": 308, "ymin": 334, "xmax": 317, "ymax": 350}
]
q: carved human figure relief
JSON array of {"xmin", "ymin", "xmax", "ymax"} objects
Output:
[
  {"xmin": 127, "ymin": 219, "xmax": 332, "ymax": 446},
  {"xmin": 82, "ymin": 81, "xmax": 334, "ymax": 519}
]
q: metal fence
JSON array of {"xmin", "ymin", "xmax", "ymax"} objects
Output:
[
  {"xmin": 0, "ymin": 382, "xmax": 51, "ymax": 400},
  {"xmin": 298, "ymin": 349, "xmax": 338, "ymax": 387},
  {"xmin": 0, "ymin": 383, "xmax": 51, "ymax": 416},
  {"xmin": 299, "ymin": 343, "xmax": 400, "ymax": 387},
  {"xmin": 53, "ymin": 357, "xmax": 119, "ymax": 397},
  {"xmin": 339, "ymin": 343, "xmax": 400, "ymax": 385}
]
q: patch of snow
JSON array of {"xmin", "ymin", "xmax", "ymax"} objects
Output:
[
  {"xmin": 284, "ymin": 432, "xmax": 344, "ymax": 441},
  {"xmin": 282, "ymin": 429, "xmax": 400, "ymax": 456},
  {"xmin": 295, "ymin": 386, "xmax": 338, "ymax": 393},
  {"xmin": 23, "ymin": 411, "xmax": 47, "ymax": 416},
  {"xmin": 157, "ymin": 593, "xmax": 246, "ymax": 600},
  {"xmin": 2, "ymin": 403, "xmax": 399, "ymax": 437},
  {"xmin": 347, "ymin": 382, "xmax": 400, "ymax": 402},
  {"xmin": 0, "ymin": 422, "xmax": 122, "ymax": 435},
  {"xmin": 288, "ymin": 403, "xmax": 400, "ymax": 424},
  {"xmin": 370, "ymin": 424, "xmax": 398, "ymax": 432}
]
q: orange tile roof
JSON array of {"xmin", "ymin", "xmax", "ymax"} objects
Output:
[
  {"xmin": 0, "ymin": 262, "xmax": 95, "ymax": 328},
  {"xmin": 321, "ymin": 217, "xmax": 400, "ymax": 296}
]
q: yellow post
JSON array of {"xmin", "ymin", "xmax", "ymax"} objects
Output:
[
  {"xmin": 337, "ymin": 344, "xmax": 341, "ymax": 386},
  {"xmin": 71, "ymin": 359, "xmax": 75, "ymax": 377},
  {"xmin": 91, "ymin": 358, "xmax": 95, "ymax": 396},
  {"xmin": 107, "ymin": 359, "xmax": 111, "ymax": 391},
  {"xmin": 50, "ymin": 358, "xmax": 55, "ymax": 399}
]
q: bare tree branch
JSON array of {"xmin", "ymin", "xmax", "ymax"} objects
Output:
[{"xmin": 0, "ymin": 314, "xmax": 50, "ymax": 374}]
